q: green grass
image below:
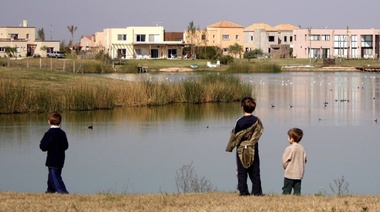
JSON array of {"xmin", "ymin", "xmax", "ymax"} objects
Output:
[{"xmin": 2, "ymin": 57, "xmax": 379, "ymax": 73}]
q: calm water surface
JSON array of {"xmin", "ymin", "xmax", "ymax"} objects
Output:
[{"xmin": 1, "ymin": 72, "xmax": 379, "ymax": 195}]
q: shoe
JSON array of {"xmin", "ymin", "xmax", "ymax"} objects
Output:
[{"xmin": 45, "ymin": 191, "xmax": 55, "ymax": 194}]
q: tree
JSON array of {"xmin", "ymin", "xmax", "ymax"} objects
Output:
[
  {"xmin": 244, "ymin": 48, "xmax": 263, "ymax": 61},
  {"xmin": 37, "ymin": 28, "xmax": 45, "ymax": 41},
  {"xmin": 67, "ymin": 25, "xmax": 78, "ymax": 46},
  {"xmin": 40, "ymin": 45, "xmax": 48, "ymax": 57},
  {"xmin": 228, "ymin": 43, "xmax": 243, "ymax": 58},
  {"xmin": 4, "ymin": 46, "xmax": 16, "ymax": 57},
  {"xmin": 186, "ymin": 21, "xmax": 198, "ymax": 57}
]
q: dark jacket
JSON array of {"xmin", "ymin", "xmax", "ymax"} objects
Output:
[{"xmin": 40, "ymin": 127, "xmax": 69, "ymax": 168}]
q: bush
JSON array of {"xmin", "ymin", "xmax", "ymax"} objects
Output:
[
  {"xmin": 195, "ymin": 46, "xmax": 222, "ymax": 60},
  {"xmin": 175, "ymin": 162, "xmax": 216, "ymax": 193},
  {"xmin": 220, "ymin": 55, "xmax": 234, "ymax": 65},
  {"xmin": 244, "ymin": 49, "xmax": 263, "ymax": 60}
]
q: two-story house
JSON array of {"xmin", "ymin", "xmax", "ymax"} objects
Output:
[
  {"xmin": 83, "ymin": 26, "xmax": 186, "ymax": 59},
  {"xmin": 184, "ymin": 21, "xmax": 244, "ymax": 57},
  {"xmin": 244, "ymin": 23, "xmax": 298, "ymax": 58},
  {"xmin": 0, "ymin": 20, "xmax": 60, "ymax": 58},
  {"xmin": 293, "ymin": 28, "xmax": 380, "ymax": 59}
]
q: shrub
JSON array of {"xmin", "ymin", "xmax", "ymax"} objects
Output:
[
  {"xmin": 219, "ymin": 55, "xmax": 234, "ymax": 65},
  {"xmin": 175, "ymin": 162, "xmax": 216, "ymax": 193}
]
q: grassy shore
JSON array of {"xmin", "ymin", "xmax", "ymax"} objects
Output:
[
  {"xmin": 2, "ymin": 57, "xmax": 380, "ymax": 73},
  {"xmin": 0, "ymin": 192, "xmax": 379, "ymax": 211}
]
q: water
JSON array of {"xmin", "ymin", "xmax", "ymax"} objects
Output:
[{"xmin": 1, "ymin": 72, "xmax": 379, "ymax": 195}]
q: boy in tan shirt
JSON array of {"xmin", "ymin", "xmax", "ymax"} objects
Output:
[{"xmin": 282, "ymin": 128, "xmax": 307, "ymax": 195}]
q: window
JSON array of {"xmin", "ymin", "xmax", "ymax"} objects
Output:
[
  {"xmin": 351, "ymin": 35, "xmax": 357, "ymax": 48},
  {"xmin": 149, "ymin": 34, "xmax": 160, "ymax": 42},
  {"xmin": 235, "ymin": 35, "xmax": 239, "ymax": 40},
  {"xmin": 334, "ymin": 35, "xmax": 348, "ymax": 48},
  {"xmin": 136, "ymin": 34, "xmax": 146, "ymax": 42},
  {"xmin": 117, "ymin": 34, "xmax": 127, "ymax": 41},
  {"xmin": 268, "ymin": 36, "xmax": 275, "ymax": 42},
  {"xmin": 168, "ymin": 49, "xmax": 177, "ymax": 56},
  {"xmin": 0, "ymin": 47, "xmax": 4, "ymax": 52},
  {"xmin": 361, "ymin": 35, "xmax": 373, "ymax": 47},
  {"xmin": 294, "ymin": 35, "xmax": 296, "ymax": 41},
  {"xmin": 201, "ymin": 34, "xmax": 206, "ymax": 40},
  {"xmin": 284, "ymin": 36, "xmax": 287, "ymax": 42},
  {"xmin": 250, "ymin": 36, "xmax": 253, "ymax": 41},
  {"xmin": 26, "ymin": 34, "xmax": 30, "ymax": 40},
  {"xmin": 310, "ymin": 35, "xmax": 320, "ymax": 41},
  {"xmin": 222, "ymin": 48, "xmax": 228, "ymax": 52},
  {"xmin": 117, "ymin": 49, "xmax": 127, "ymax": 58},
  {"xmin": 290, "ymin": 36, "xmax": 293, "ymax": 42},
  {"xmin": 10, "ymin": 34, "xmax": 19, "ymax": 39},
  {"xmin": 310, "ymin": 48, "xmax": 321, "ymax": 58},
  {"xmin": 321, "ymin": 35, "xmax": 330, "ymax": 41},
  {"xmin": 222, "ymin": 35, "xmax": 230, "ymax": 40}
]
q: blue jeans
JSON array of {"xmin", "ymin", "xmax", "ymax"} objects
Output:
[{"xmin": 47, "ymin": 167, "xmax": 69, "ymax": 194}]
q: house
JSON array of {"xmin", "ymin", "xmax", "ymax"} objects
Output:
[
  {"xmin": 85, "ymin": 26, "xmax": 186, "ymax": 59},
  {"xmin": 184, "ymin": 21, "xmax": 244, "ymax": 57},
  {"xmin": 0, "ymin": 20, "xmax": 60, "ymax": 58},
  {"xmin": 79, "ymin": 31, "xmax": 106, "ymax": 54},
  {"xmin": 244, "ymin": 23, "xmax": 298, "ymax": 57},
  {"xmin": 293, "ymin": 28, "xmax": 380, "ymax": 59}
]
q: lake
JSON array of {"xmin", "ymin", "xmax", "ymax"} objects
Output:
[{"xmin": 0, "ymin": 72, "xmax": 379, "ymax": 195}]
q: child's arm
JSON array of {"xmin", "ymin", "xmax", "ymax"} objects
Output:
[
  {"xmin": 39, "ymin": 132, "xmax": 51, "ymax": 151},
  {"xmin": 282, "ymin": 147, "xmax": 292, "ymax": 169}
]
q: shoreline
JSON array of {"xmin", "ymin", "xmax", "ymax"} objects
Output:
[{"xmin": 282, "ymin": 66, "xmax": 359, "ymax": 72}]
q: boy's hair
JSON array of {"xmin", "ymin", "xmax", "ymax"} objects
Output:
[
  {"xmin": 241, "ymin": 97, "xmax": 256, "ymax": 113},
  {"xmin": 48, "ymin": 111, "xmax": 62, "ymax": 126},
  {"xmin": 288, "ymin": 128, "xmax": 303, "ymax": 143}
]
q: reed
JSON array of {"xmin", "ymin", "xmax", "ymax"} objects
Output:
[
  {"xmin": 228, "ymin": 61, "xmax": 282, "ymax": 73},
  {"xmin": 0, "ymin": 68, "xmax": 252, "ymax": 114}
]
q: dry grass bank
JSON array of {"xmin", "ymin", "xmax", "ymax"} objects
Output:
[{"xmin": 0, "ymin": 192, "xmax": 379, "ymax": 212}]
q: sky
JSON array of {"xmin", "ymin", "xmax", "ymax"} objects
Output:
[{"xmin": 2, "ymin": 0, "xmax": 380, "ymax": 44}]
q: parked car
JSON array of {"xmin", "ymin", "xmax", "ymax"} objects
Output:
[{"xmin": 47, "ymin": 51, "xmax": 65, "ymax": 58}]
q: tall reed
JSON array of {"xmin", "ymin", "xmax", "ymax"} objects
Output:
[
  {"xmin": 228, "ymin": 61, "xmax": 282, "ymax": 73},
  {"xmin": 0, "ymin": 73, "xmax": 252, "ymax": 114}
]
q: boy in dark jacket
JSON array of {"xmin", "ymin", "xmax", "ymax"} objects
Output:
[
  {"xmin": 226, "ymin": 97, "xmax": 264, "ymax": 196},
  {"xmin": 40, "ymin": 111, "xmax": 69, "ymax": 194}
]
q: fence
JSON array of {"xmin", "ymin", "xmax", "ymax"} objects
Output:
[{"xmin": 1, "ymin": 57, "xmax": 86, "ymax": 73}]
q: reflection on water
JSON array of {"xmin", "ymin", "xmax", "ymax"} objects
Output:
[{"xmin": 1, "ymin": 72, "xmax": 379, "ymax": 195}]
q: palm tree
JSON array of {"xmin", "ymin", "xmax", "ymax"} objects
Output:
[{"xmin": 67, "ymin": 25, "xmax": 78, "ymax": 46}]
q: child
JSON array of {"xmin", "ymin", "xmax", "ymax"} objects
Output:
[
  {"xmin": 40, "ymin": 111, "xmax": 69, "ymax": 194},
  {"xmin": 226, "ymin": 97, "xmax": 264, "ymax": 196},
  {"xmin": 282, "ymin": 128, "xmax": 307, "ymax": 195}
]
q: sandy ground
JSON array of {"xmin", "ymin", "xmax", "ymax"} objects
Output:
[{"xmin": 159, "ymin": 67, "xmax": 194, "ymax": 72}]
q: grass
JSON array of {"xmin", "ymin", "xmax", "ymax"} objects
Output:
[
  {"xmin": 0, "ymin": 192, "xmax": 379, "ymax": 211},
  {"xmin": 2, "ymin": 57, "xmax": 380, "ymax": 73},
  {"xmin": 0, "ymin": 66, "xmax": 251, "ymax": 114}
]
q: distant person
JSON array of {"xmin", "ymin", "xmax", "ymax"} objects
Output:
[
  {"xmin": 226, "ymin": 97, "xmax": 264, "ymax": 196},
  {"xmin": 282, "ymin": 128, "xmax": 307, "ymax": 195},
  {"xmin": 39, "ymin": 111, "xmax": 69, "ymax": 194}
]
